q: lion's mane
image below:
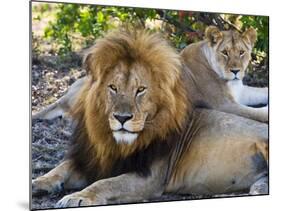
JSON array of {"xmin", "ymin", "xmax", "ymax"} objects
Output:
[{"xmin": 68, "ymin": 29, "xmax": 191, "ymax": 182}]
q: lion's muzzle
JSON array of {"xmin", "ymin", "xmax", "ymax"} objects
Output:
[{"xmin": 109, "ymin": 112, "xmax": 145, "ymax": 144}]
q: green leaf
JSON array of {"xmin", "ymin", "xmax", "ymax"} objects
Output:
[{"xmin": 97, "ymin": 11, "xmax": 104, "ymax": 23}]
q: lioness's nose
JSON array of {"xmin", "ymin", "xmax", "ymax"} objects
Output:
[
  {"xmin": 114, "ymin": 113, "xmax": 133, "ymax": 125},
  {"xmin": 230, "ymin": 69, "xmax": 240, "ymax": 75}
]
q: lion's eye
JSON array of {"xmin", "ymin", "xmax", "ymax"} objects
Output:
[
  {"xmin": 240, "ymin": 50, "xmax": 245, "ymax": 56},
  {"xmin": 108, "ymin": 84, "xmax": 117, "ymax": 93},
  {"xmin": 136, "ymin": 86, "xmax": 147, "ymax": 96},
  {"xmin": 221, "ymin": 50, "xmax": 228, "ymax": 56}
]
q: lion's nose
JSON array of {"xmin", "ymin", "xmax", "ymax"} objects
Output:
[
  {"xmin": 230, "ymin": 69, "xmax": 240, "ymax": 75},
  {"xmin": 113, "ymin": 113, "xmax": 133, "ymax": 125}
]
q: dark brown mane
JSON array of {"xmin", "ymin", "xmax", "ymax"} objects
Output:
[{"xmin": 67, "ymin": 112, "xmax": 179, "ymax": 182}]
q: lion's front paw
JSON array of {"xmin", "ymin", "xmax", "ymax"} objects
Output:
[
  {"xmin": 55, "ymin": 192, "xmax": 106, "ymax": 208},
  {"xmin": 32, "ymin": 176, "xmax": 64, "ymax": 196}
]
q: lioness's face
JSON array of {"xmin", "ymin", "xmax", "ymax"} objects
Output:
[
  {"xmin": 215, "ymin": 31, "xmax": 252, "ymax": 81},
  {"xmin": 105, "ymin": 62, "xmax": 156, "ymax": 145},
  {"xmin": 206, "ymin": 27, "xmax": 256, "ymax": 81}
]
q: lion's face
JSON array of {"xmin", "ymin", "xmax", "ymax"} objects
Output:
[
  {"xmin": 205, "ymin": 26, "xmax": 257, "ymax": 81},
  {"xmin": 81, "ymin": 30, "xmax": 188, "ymax": 150},
  {"xmin": 105, "ymin": 62, "xmax": 156, "ymax": 144}
]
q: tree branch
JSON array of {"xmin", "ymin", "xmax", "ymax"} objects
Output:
[{"xmin": 156, "ymin": 10, "xmax": 197, "ymax": 33}]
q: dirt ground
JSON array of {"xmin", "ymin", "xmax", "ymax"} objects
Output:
[{"xmin": 31, "ymin": 51, "xmax": 268, "ymax": 209}]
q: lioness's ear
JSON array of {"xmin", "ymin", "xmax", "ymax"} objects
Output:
[
  {"xmin": 205, "ymin": 26, "xmax": 223, "ymax": 45},
  {"xmin": 243, "ymin": 27, "xmax": 257, "ymax": 47}
]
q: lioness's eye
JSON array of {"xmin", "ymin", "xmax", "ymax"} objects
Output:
[
  {"xmin": 240, "ymin": 50, "xmax": 245, "ymax": 56},
  {"xmin": 221, "ymin": 50, "xmax": 228, "ymax": 56},
  {"xmin": 108, "ymin": 84, "xmax": 117, "ymax": 93},
  {"xmin": 136, "ymin": 86, "xmax": 147, "ymax": 96}
]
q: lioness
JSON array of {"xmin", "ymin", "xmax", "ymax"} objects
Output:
[
  {"xmin": 32, "ymin": 29, "xmax": 268, "ymax": 208},
  {"xmin": 181, "ymin": 26, "xmax": 268, "ymax": 122}
]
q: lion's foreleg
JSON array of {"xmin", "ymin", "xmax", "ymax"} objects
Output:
[
  {"xmin": 220, "ymin": 103, "xmax": 268, "ymax": 122},
  {"xmin": 32, "ymin": 160, "xmax": 87, "ymax": 195},
  {"xmin": 56, "ymin": 160, "xmax": 167, "ymax": 207},
  {"xmin": 239, "ymin": 86, "xmax": 268, "ymax": 106}
]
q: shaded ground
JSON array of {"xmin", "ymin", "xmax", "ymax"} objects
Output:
[{"xmin": 31, "ymin": 51, "xmax": 268, "ymax": 209}]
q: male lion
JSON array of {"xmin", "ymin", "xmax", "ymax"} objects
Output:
[
  {"xmin": 32, "ymin": 29, "xmax": 268, "ymax": 208},
  {"xmin": 181, "ymin": 26, "xmax": 268, "ymax": 122}
]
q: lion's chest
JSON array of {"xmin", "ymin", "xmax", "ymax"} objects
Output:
[{"xmin": 227, "ymin": 80, "xmax": 243, "ymax": 103}]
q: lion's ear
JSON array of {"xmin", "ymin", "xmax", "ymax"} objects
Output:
[
  {"xmin": 243, "ymin": 27, "xmax": 257, "ymax": 47},
  {"xmin": 205, "ymin": 26, "xmax": 223, "ymax": 45}
]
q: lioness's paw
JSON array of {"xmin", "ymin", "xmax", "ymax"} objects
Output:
[
  {"xmin": 55, "ymin": 192, "xmax": 105, "ymax": 208},
  {"xmin": 32, "ymin": 177, "xmax": 64, "ymax": 196},
  {"xmin": 262, "ymin": 106, "xmax": 269, "ymax": 123}
]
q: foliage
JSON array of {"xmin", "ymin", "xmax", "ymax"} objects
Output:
[
  {"xmin": 33, "ymin": 3, "xmax": 269, "ymax": 60},
  {"xmin": 43, "ymin": 4, "xmax": 158, "ymax": 55},
  {"xmin": 240, "ymin": 15, "xmax": 269, "ymax": 54}
]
